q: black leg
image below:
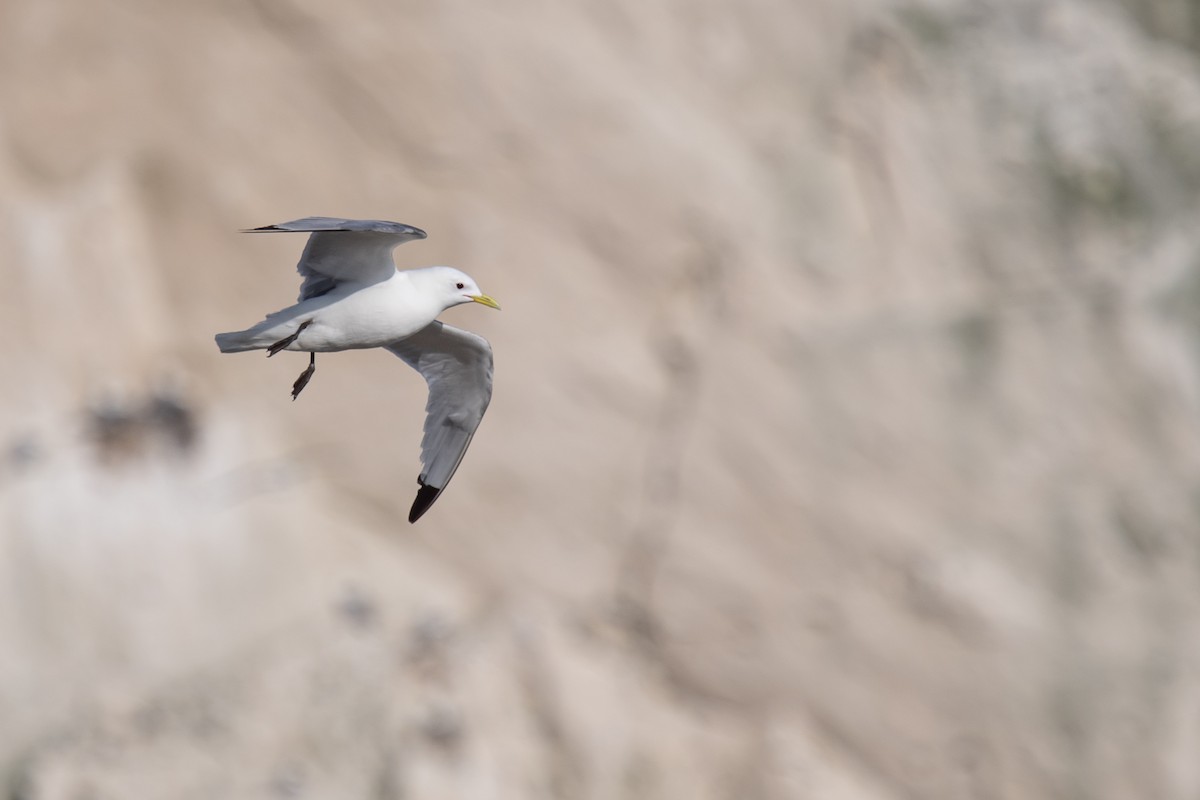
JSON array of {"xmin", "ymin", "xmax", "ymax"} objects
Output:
[
  {"xmin": 291, "ymin": 352, "xmax": 316, "ymax": 401},
  {"xmin": 267, "ymin": 320, "xmax": 312, "ymax": 357}
]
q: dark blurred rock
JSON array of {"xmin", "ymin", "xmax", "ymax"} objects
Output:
[{"xmin": 85, "ymin": 384, "xmax": 198, "ymax": 464}]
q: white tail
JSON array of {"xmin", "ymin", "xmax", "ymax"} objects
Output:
[{"xmin": 214, "ymin": 330, "xmax": 262, "ymax": 353}]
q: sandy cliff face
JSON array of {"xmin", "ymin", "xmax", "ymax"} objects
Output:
[{"xmin": 3, "ymin": 0, "xmax": 1200, "ymax": 797}]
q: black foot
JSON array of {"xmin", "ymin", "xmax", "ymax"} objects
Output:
[
  {"xmin": 291, "ymin": 352, "xmax": 316, "ymax": 401},
  {"xmin": 267, "ymin": 320, "xmax": 312, "ymax": 357}
]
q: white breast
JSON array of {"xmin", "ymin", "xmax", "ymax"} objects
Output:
[{"xmin": 300, "ymin": 273, "xmax": 442, "ymax": 352}]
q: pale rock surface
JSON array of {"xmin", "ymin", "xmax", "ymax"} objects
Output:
[{"xmin": 2, "ymin": 0, "xmax": 1200, "ymax": 798}]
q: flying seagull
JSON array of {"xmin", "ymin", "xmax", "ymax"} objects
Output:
[{"xmin": 215, "ymin": 217, "xmax": 500, "ymax": 523}]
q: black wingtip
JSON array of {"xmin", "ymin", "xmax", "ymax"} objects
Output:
[{"xmin": 408, "ymin": 483, "xmax": 442, "ymax": 524}]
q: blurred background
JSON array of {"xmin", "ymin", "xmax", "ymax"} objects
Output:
[{"xmin": 2, "ymin": 0, "xmax": 1200, "ymax": 797}]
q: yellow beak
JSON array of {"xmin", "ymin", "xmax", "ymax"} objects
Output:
[{"xmin": 470, "ymin": 294, "xmax": 502, "ymax": 310}]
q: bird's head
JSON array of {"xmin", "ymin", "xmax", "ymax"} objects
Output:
[{"xmin": 425, "ymin": 267, "xmax": 501, "ymax": 311}]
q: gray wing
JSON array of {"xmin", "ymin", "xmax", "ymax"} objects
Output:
[
  {"xmin": 385, "ymin": 321, "xmax": 494, "ymax": 523},
  {"xmin": 245, "ymin": 217, "xmax": 427, "ymax": 300}
]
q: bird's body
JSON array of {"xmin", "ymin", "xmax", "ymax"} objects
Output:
[
  {"xmin": 215, "ymin": 217, "xmax": 500, "ymax": 523},
  {"xmin": 216, "ymin": 268, "xmax": 457, "ymax": 354}
]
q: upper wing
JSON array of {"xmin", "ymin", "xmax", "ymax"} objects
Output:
[
  {"xmin": 244, "ymin": 217, "xmax": 427, "ymax": 300},
  {"xmin": 385, "ymin": 321, "xmax": 494, "ymax": 523}
]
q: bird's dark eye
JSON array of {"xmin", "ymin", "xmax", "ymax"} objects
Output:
[{"xmin": 456, "ymin": 282, "xmax": 465, "ymax": 289}]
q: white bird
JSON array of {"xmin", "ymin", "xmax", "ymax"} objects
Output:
[{"xmin": 215, "ymin": 217, "xmax": 500, "ymax": 523}]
